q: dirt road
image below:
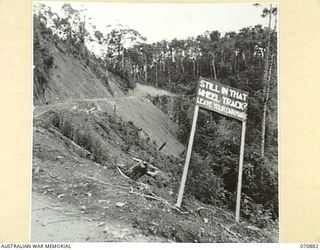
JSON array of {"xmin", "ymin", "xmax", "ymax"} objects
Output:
[
  {"xmin": 31, "ymin": 193, "xmax": 166, "ymax": 242},
  {"xmin": 33, "ymin": 83, "xmax": 184, "ymax": 156},
  {"xmin": 34, "ymin": 83, "xmax": 175, "ymax": 119}
]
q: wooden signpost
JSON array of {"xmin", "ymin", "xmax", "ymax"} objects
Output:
[{"xmin": 176, "ymin": 77, "xmax": 249, "ymax": 223}]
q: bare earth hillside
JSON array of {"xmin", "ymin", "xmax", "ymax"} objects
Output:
[{"xmin": 38, "ymin": 40, "xmax": 125, "ymax": 103}]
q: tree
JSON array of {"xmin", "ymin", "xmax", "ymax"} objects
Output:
[
  {"xmin": 61, "ymin": 3, "xmax": 88, "ymax": 45},
  {"xmin": 106, "ymin": 26, "xmax": 146, "ymax": 69},
  {"xmin": 259, "ymin": 4, "xmax": 277, "ymax": 157}
]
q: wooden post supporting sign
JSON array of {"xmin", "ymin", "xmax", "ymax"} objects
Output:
[
  {"xmin": 176, "ymin": 105, "xmax": 199, "ymax": 208},
  {"xmin": 235, "ymin": 120, "xmax": 246, "ymax": 222}
]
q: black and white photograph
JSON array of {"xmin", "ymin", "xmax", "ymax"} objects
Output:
[{"xmin": 32, "ymin": 1, "xmax": 278, "ymax": 243}]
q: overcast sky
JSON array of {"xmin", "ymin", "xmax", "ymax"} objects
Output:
[{"xmin": 38, "ymin": 2, "xmax": 276, "ymax": 43}]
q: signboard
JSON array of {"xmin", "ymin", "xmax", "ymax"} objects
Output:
[
  {"xmin": 176, "ymin": 77, "xmax": 249, "ymax": 223},
  {"xmin": 196, "ymin": 77, "xmax": 249, "ymax": 121}
]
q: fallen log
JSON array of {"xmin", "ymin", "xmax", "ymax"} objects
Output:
[
  {"xmin": 129, "ymin": 190, "xmax": 189, "ymax": 215},
  {"xmin": 125, "ymin": 161, "xmax": 149, "ymax": 180},
  {"xmin": 116, "ymin": 165, "xmax": 130, "ymax": 179},
  {"xmin": 75, "ymin": 171, "xmax": 130, "ymax": 190},
  {"xmin": 146, "ymin": 170, "xmax": 159, "ymax": 177},
  {"xmin": 132, "ymin": 157, "xmax": 159, "ymax": 171}
]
